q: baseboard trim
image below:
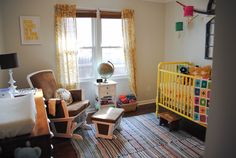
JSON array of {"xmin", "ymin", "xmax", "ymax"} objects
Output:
[{"xmin": 137, "ymin": 99, "xmax": 156, "ymax": 106}]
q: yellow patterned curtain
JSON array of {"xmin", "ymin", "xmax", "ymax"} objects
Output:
[
  {"xmin": 122, "ymin": 9, "xmax": 137, "ymax": 96},
  {"xmin": 55, "ymin": 4, "xmax": 79, "ymax": 89}
]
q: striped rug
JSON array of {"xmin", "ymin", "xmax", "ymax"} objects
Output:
[{"xmin": 72, "ymin": 113, "xmax": 205, "ymax": 158}]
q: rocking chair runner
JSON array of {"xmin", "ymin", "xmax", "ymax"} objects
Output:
[{"xmin": 27, "ymin": 70, "xmax": 90, "ymax": 140}]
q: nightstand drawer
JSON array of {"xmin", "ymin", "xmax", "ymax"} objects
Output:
[{"xmin": 99, "ymin": 85, "xmax": 115, "ymax": 97}]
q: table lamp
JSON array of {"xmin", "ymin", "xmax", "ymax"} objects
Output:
[{"xmin": 0, "ymin": 53, "xmax": 19, "ymax": 93}]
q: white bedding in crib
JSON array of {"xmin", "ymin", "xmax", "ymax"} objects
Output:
[{"xmin": 0, "ymin": 93, "xmax": 36, "ymax": 139}]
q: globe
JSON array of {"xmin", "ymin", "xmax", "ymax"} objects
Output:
[{"xmin": 97, "ymin": 61, "xmax": 114, "ymax": 82}]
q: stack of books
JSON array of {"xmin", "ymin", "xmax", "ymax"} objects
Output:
[{"xmin": 95, "ymin": 96, "xmax": 115, "ymax": 109}]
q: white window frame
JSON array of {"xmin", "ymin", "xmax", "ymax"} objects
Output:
[{"xmin": 77, "ymin": 11, "xmax": 128, "ymax": 83}]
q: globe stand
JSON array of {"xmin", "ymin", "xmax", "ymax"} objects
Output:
[{"xmin": 103, "ymin": 78, "xmax": 108, "ymax": 83}]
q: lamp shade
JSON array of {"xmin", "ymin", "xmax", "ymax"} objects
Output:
[
  {"xmin": 184, "ymin": 6, "xmax": 194, "ymax": 17},
  {"xmin": 0, "ymin": 53, "xmax": 19, "ymax": 69}
]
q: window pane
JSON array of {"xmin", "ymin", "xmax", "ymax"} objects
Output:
[
  {"xmin": 102, "ymin": 48, "xmax": 127, "ymax": 76},
  {"xmin": 77, "ymin": 18, "xmax": 94, "ymax": 80},
  {"xmin": 76, "ymin": 18, "xmax": 93, "ymax": 47},
  {"xmin": 101, "ymin": 19, "xmax": 123, "ymax": 46},
  {"xmin": 78, "ymin": 48, "xmax": 93, "ymax": 79}
]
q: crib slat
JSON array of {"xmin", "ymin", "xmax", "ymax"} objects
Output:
[
  {"xmin": 161, "ymin": 71, "xmax": 165, "ymax": 106},
  {"xmin": 184, "ymin": 77, "xmax": 188, "ymax": 115},
  {"xmin": 181, "ymin": 76, "xmax": 184, "ymax": 114},
  {"xmin": 167, "ymin": 71, "xmax": 171, "ymax": 108},
  {"xmin": 171, "ymin": 73, "xmax": 174, "ymax": 109},
  {"xmin": 177, "ymin": 76, "xmax": 181, "ymax": 113},
  {"xmin": 173, "ymin": 73, "xmax": 177, "ymax": 111},
  {"xmin": 163, "ymin": 71, "xmax": 167, "ymax": 107},
  {"xmin": 186, "ymin": 78, "xmax": 190, "ymax": 117}
]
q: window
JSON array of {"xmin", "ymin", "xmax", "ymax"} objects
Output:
[
  {"xmin": 204, "ymin": 0, "xmax": 216, "ymax": 60},
  {"xmin": 76, "ymin": 10, "xmax": 127, "ymax": 81},
  {"xmin": 77, "ymin": 18, "xmax": 93, "ymax": 79},
  {"xmin": 101, "ymin": 19, "xmax": 126, "ymax": 76},
  {"xmin": 205, "ymin": 17, "xmax": 215, "ymax": 60}
]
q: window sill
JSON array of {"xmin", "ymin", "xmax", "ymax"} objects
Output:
[
  {"xmin": 110, "ymin": 75, "xmax": 128, "ymax": 80},
  {"xmin": 79, "ymin": 75, "xmax": 128, "ymax": 83}
]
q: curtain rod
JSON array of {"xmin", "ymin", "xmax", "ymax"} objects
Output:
[{"xmin": 77, "ymin": 7, "xmax": 121, "ymax": 12}]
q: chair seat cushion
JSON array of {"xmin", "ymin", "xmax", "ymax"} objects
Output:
[{"xmin": 67, "ymin": 100, "xmax": 90, "ymax": 117}]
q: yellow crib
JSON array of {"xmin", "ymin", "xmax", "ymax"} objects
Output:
[{"xmin": 156, "ymin": 62, "xmax": 210, "ymax": 127}]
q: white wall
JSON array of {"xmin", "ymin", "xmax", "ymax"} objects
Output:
[
  {"xmin": 0, "ymin": 2, "xmax": 4, "ymax": 52},
  {"xmin": 1, "ymin": 0, "xmax": 165, "ymax": 103},
  {"xmin": 205, "ymin": 1, "xmax": 236, "ymax": 157},
  {"xmin": 0, "ymin": 0, "xmax": 7, "ymax": 88},
  {"xmin": 164, "ymin": 0, "xmax": 213, "ymax": 66},
  {"xmin": 1, "ymin": 0, "xmax": 77, "ymax": 89}
]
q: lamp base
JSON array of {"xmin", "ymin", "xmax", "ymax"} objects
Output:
[{"xmin": 8, "ymin": 69, "xmax": 18, "ymax": 94}]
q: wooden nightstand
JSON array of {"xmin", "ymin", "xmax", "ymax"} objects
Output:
[
  {"xmin": 94, "ymin": 80, "xmax": 117, "ymax": 109},
  {"xmin": 0, "ymin": 90, "xmax": 52, "ymax": 158}
]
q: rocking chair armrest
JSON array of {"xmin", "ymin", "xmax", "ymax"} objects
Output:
[
  {"xmin": 69, "ymin": 89, "xmax": 82, "ymax": 102},
  {"xmin": 49, "ymin": 116, "xmax": 75, "ymax": 122},
  {"xmin": 44, "ymin": 98, "xmax": 69, "ymax": 118}
]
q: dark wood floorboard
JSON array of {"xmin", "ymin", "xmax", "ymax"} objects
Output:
[{"xmin": 52, "ymin": 138, "xmax": 77, "ymax": 158}]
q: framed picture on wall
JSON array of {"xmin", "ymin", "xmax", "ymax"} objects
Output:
[{"xmin": 20, "ymin": 16, "xmax": 41, "ymax": 45}]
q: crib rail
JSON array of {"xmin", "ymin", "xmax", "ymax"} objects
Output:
[{"xmin": 156, "ymin": 62, "xmax": 198, "ymax": 122}]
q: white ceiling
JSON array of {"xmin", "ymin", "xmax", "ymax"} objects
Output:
[{"xmin": 144, "ymin": 0, "xmax": 175, "ymax": 3}]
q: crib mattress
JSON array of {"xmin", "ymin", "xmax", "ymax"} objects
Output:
[{"xmin": 0, "ymin": 94, "xmax": 37, "ymax": 139}]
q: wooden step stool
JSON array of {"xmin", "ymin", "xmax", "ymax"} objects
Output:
[
  {"xmin": 91, "ymin": 107, "xmax": 124, "ymax": 139},
  {"xmin": 159, "ymin": 112, "xmax": 180, "ymax": 131}
]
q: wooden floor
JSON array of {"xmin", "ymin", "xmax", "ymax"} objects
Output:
[
  {"xmin": 52, "ymin": 103, "xmax": 206, "ymax": 158},
  {"xmin": 52, "ymin": 103, "xmax": 156, "ymax": 158}
]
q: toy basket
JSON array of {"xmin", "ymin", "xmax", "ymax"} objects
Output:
[{"xmin": 117, "ymin": 94, "xmax": 137, "ymax": 112}]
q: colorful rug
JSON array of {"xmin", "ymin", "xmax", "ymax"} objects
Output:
[{"xmin": 72, "ymin": 113, "xmax": 205, "ymax": 158}]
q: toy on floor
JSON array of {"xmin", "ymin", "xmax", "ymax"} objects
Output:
[
  {"xmin": 117, "ymin": 94, "xmax": 137, "ymax": 112},
  {"xmin": 117, "ymin": 94, "xmax": 136, "ymax": 106}
]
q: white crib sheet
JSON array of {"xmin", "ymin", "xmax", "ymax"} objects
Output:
[{"xmin": 0, "ymin": 93, "xmax": 37, "ymax": 139}]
